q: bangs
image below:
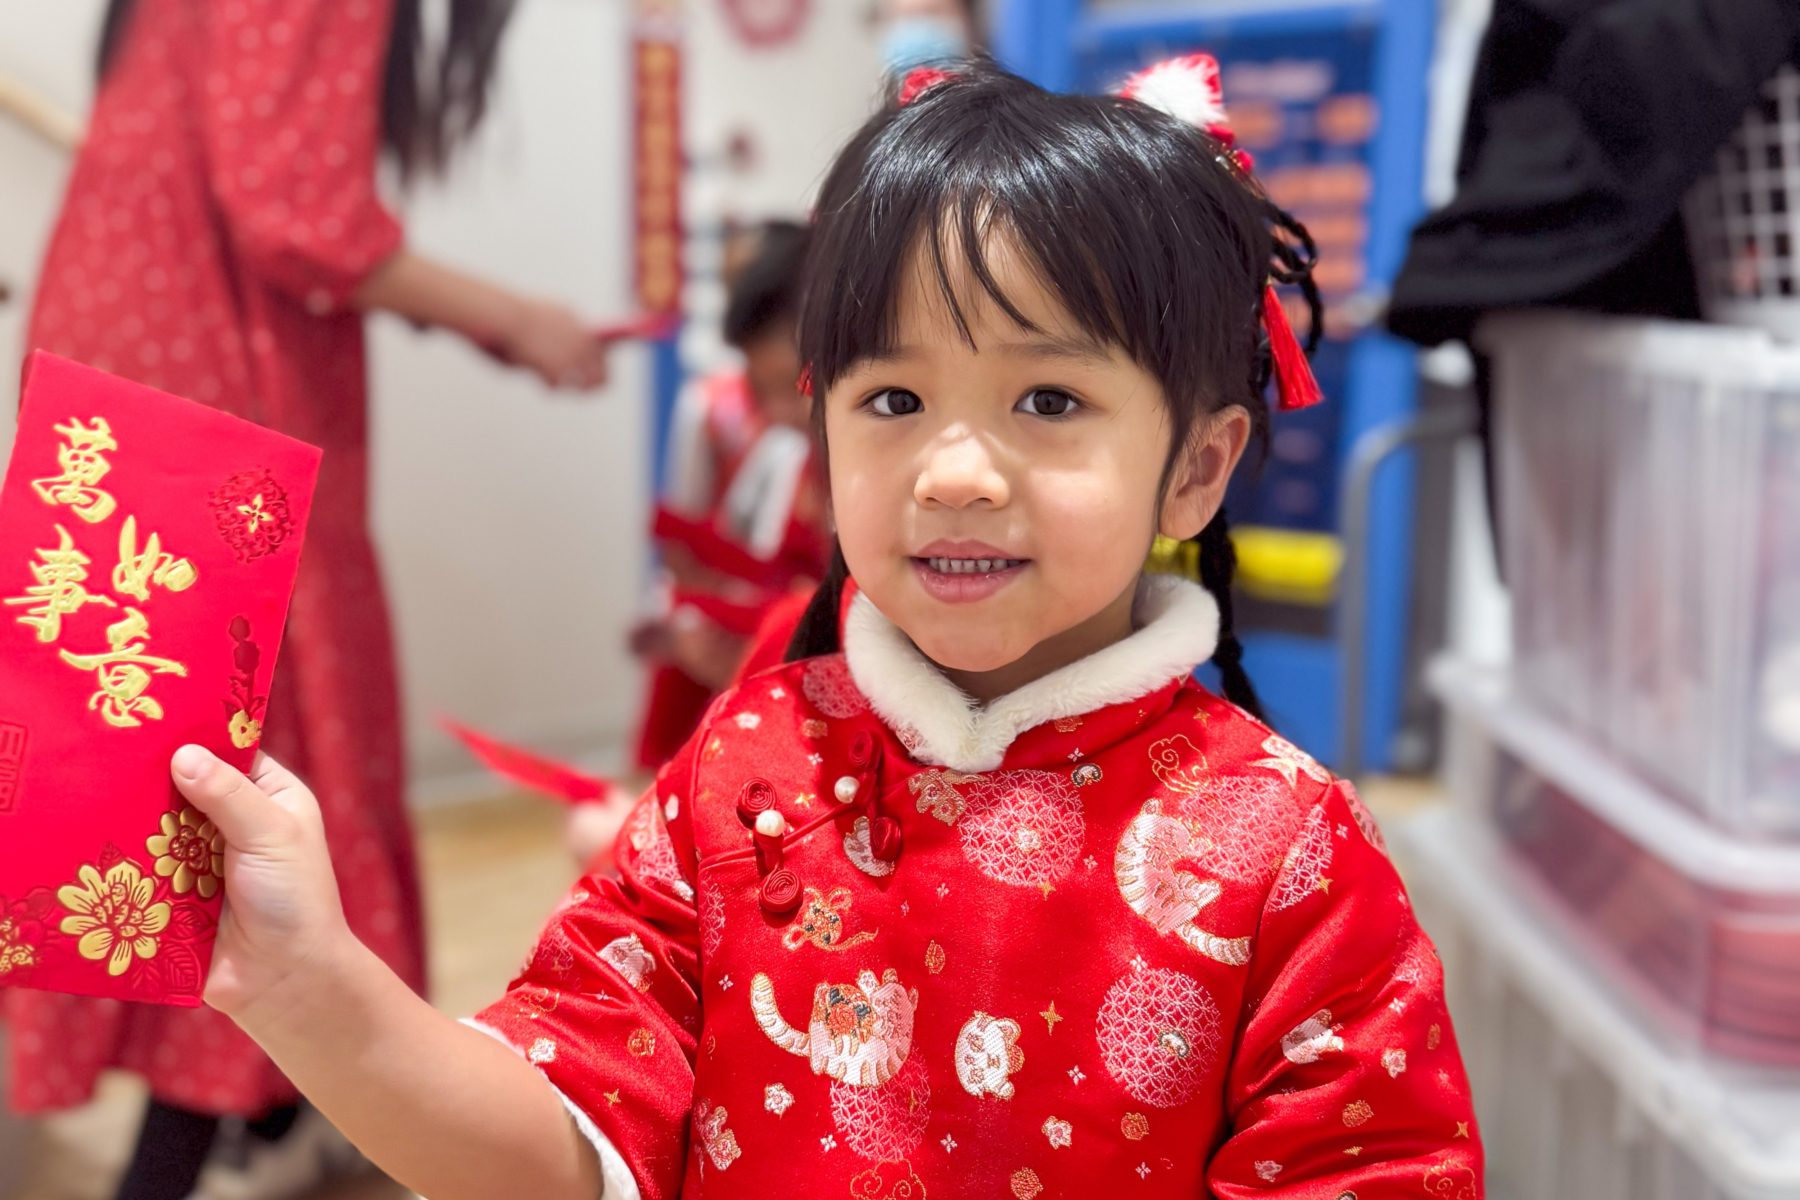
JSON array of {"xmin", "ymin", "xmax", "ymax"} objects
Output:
[{"xmin": 800, "ymin": 62, "xmax": 1268, "ymax": 408}]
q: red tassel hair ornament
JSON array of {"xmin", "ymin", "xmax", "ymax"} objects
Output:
[
  {"xmin": 1120, "ymin": 52, "xmax": 1323, "ymax": 411},
  {"xmin": 1262, "ymin": 285, "xmax": 1323, "ymax": 411}
]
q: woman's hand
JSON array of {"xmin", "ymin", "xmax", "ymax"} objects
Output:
[
  {"xmin": 353, "ymin": 251, "xmax": 613, "ymax": 392},
  {"xmin": 498, "ymin": 297, "xmax": 612, "ymax": 391},
  {"xmin": 170, "ymin": 747, "xmax": 353, "ymax": 1024}
]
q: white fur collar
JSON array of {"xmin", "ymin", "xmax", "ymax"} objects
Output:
[{"xmin": 843, "ymin": 575, "xmax": 1219, "ymax": 773}]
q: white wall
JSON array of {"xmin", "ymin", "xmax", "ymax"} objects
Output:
[
  {"xmin": 684, "ymin": 1, "xmax": 881, "ymax": 223},
  {"xmin": 677, "ymin": 0, "xmax": 880, "ymax": 373},
  {"xmin": 369, "ymin": 0, "xmax": 646, "ymax": 792},
  {"xmin": 0, "ymin": 4, "xmax": 100, "ymax": 422}
]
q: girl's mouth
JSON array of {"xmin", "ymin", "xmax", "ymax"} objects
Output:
[{"xmin": 910, "ymin": 556, "xmax": 1030, "ymax": 603}]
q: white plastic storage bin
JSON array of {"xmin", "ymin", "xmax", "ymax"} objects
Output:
[
  {"xmin": 1396, "ymin": 806, "xmax": 1800, "ymax": 1200},
  {"xmin": 1432, "ymin": 658, "xmax": 1800, "ymax": 1073},
  {"xmin": 1687, "ymin": 64, "xmax": 1800, "ymax": 340},
  {"xmin": 1481, "ymin": 313, "xmax": 1800, "ymax": 836}
]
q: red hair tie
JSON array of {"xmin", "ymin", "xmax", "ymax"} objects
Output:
[
  {"xmin": 898, "ymin": 66, "xmax": 957, "ymax": 107},
  {"xmin": 796, "ymin": 363, "xmax": 813, "ymax": 398}
]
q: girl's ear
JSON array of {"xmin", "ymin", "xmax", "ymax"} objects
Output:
[{"xmin": 1159, "ymin": 405, "xmax": 1251, "ymax": 540}]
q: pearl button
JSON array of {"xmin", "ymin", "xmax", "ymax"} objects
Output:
[{"xmin": 834, "ymin": 775, "xmax": 860, "ymax": 804}]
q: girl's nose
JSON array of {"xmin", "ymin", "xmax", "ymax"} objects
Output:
[{"xmin": 914, "ymin": 427, "xmax": 1009, "ymax": 510}]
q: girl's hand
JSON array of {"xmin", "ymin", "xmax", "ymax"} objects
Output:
[
  {"xmin": 565, "ymin": 788, "xmax": 634, "ymax": 869},
  {"xmin": 498, "ymin": 297, "xmax": 612, "ymax": 391},
  {"xmin": 627, "ymin": 615, "xmax": 674, "ymax": 663},
  {"xmin": 668, "ymin": 612, "xmax": 748, "ymax": 691},
  {"xmin": 170, "ymin": 747, "xmax": 353, "ymax": 1024}
]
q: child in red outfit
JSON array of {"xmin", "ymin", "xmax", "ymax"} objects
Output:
[
  {"xmin": 162, "ymin": 59, "xmax": 1483, "ymax": 1200},
  {"xmin": 633, "ymin": 222, "xmax": 828, "ymax": 769}
]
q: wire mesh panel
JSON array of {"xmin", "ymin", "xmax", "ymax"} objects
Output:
[{"xmin": 1688, "ymin": 65, "xmax": 1800, "ymax": 339}]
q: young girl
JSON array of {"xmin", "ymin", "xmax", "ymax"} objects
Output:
[{"xmin": 165, "ymin": 59, "xmax": 1483, "ymax": 1200}]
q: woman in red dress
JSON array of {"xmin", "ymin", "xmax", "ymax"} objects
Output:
[{"xmin": 8, "ymin": 1, "xmax": 612, "ymax": 1195}]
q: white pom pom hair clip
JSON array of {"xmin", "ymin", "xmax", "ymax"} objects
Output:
[
  {"xmin": 1118, "ymin": 52, "xmax": 1322, "ymax": 411},
  {"xmin": 1119, "ymin": 53, "xmax": 1228, "ymax": 137}
]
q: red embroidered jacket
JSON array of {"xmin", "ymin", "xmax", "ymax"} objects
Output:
[{"xmin": 475, "ymin": 581, "xmax": 1483, "ymax": 1199}]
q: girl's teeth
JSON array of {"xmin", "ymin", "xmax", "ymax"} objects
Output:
[{"xmin": 926, "ymin": 557, "xmax": 1021, "ymax": 574}]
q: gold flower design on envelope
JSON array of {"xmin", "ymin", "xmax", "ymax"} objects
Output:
[
  {"xmin": 57, "ymin": 861, "xmax": 172, "ymax": 976},
  {"xmin": 0, "ymin": 915, "xmax": 38, "ymax": 975},
  {"xmin": 147, "ymin": 807, "xmax": 224, "ymax": 898},
  {"xmin": 228, "ymin": 711, "xmax": 262, "ymax": 750}
]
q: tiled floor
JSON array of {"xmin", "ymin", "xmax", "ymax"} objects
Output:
[{"xmin": 7, "ymin": 777, "xmax": 1439, "ymax": 1200}]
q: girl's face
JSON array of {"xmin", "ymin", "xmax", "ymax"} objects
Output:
[{"xmin": 824, "ymin": 235, "xmax": 1249, "ymax": 699}]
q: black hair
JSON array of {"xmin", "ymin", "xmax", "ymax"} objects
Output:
[
  {"xmin": 783, "ymin": 60, "xmax": 1322, "ymax": 721},
  {"xmin": 97, "ymin": 0, "xmax": 517, "ymax": 183},
  {"xmin": 723, "ymin": 221, "xmax": 812, "ymax": 349}
]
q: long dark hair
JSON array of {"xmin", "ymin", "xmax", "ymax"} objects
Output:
[
  {"xmin": 783, "ymin": 60, "xmax": 1323, "ymax": 721},
  {"xmin": 97, "ymin": 0, "xmax": 517, "ymax": 181}
]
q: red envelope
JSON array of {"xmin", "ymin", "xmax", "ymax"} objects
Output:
[
  {"xmin": 0, "ymin": 352, "xmax": 320, "ymax": 1007},
  {"xmin": 591, "ymin": 311, "xmax": 680, "ymax": 342},
  {"xmin": 439, "ymin": 717, "xmax": 610, "ymax": 804}
]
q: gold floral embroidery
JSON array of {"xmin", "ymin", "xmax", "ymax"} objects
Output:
[
  {"xmin": 57, "ymin": 861, "xmax": 172, "ymax": 976},
  {"xmin": 519, "ymin": 986, "xmax": 559, "ymax": 1020},
  {"xmin": 146, "ymin": 808, "xmax": 224, "ymax": 898},
  {"xmin": 1121, "ymin": 1112, "xmax": 1149, "ymax": 1140},
  {"xmin": 1342, "ymin": 1099, "xmax": 1374, "ymax": 1127},
  {"xmin": 0, "ymin": 915, "xmax": 38, "ymax": 975},
  {"xmin": 695, "ymin": 1100, "xmax": 742, "ymax": 1170},
  {"xmin": 849, "ymin": 1162, "xmax": 926, "ymax": 1199},
  {"xmin": 924, "ymin": 940, "xmax": 945, "ymax": 974},
  {"xmin": 782, "ymin": 887, "xmax": 878, "ymax": 953},
  {"xmin": 1427, "ymin": 1023, "xmax": 1443, "ymax": 1050},
  {"xmin": 908, "ymin": 769, "xmax": 973, "ymax": 824},
  {"xmin": 1253, "ymin": 733, "xmax": 1331, "ymax": 788},
  {"xmin": 1009, "ymin": 1168, "xmax": 1043, "ymax": 1199},
  {"xmin": 1422, "ymin": 1158, "xmax": 1479, "ymax": 1199},
  {"xmin": 627, "ymin": 1026, "xmax": 657, "ymax": 1057},
  {"xmin": 1148, "ymin": 734, "xmax": 1209, "ymax": 796}
]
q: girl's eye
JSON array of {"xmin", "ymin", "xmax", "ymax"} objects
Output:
[
  {"xmin": 1016, "ymin": 388, "xmax": 1080, "ymax": 418},
  {"xmin": 868, "ymin": 388, "xmax": 923, "ymax": 417}
]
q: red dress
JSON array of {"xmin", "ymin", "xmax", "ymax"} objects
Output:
[
  {"xmin": 6, "ymin": 0, "xmax": 425, "ymax": 1115},
  {"xmin": 475, "ymin": 579, "xmax": 1484, "ymax": 1199}
]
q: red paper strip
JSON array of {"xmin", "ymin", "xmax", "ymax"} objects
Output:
[
  {"xmin": 593, "ymin": 311, "xmax": 681, "ymax": 343},
  {"xmin": 0, "ymin": 352, "xmax": 321, "ymax": 1007},
  {"xmin": 439, "ymin": 717, "xmax": 609, "ymax": 805}
]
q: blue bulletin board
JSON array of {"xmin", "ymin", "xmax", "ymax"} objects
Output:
[{"xmin": 995, "ymin": 0, "xmax": 1436, "ymax": 770}]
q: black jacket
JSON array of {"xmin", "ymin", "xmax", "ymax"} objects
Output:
[{"xmin": 1389, "ymin": 0, "xmax": 1800, "ymax": 346}]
